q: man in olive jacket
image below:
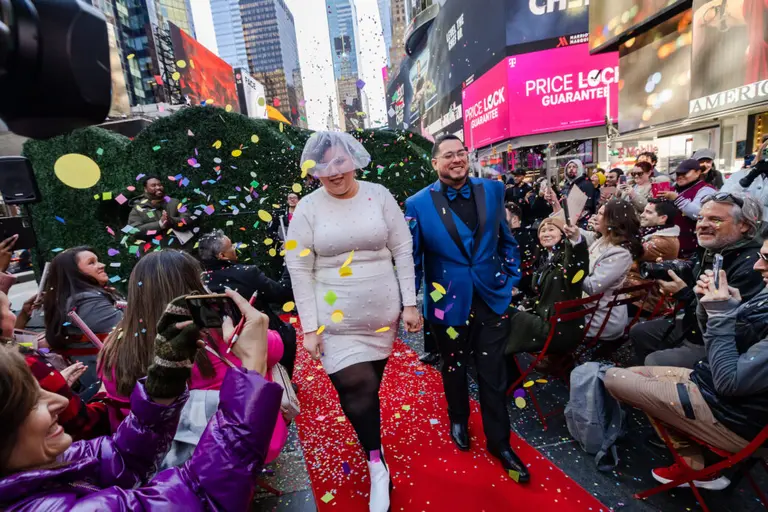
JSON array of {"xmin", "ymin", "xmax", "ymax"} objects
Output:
[{"xmin": 127, "ymin": 175, "xmax": 191, "ymax": 237}]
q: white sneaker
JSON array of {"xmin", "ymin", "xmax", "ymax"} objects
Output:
[
  {"xmin": 367, "ymin": 448, "xmax": 391, "ymax": 512},
  {"xmin": 651, "ymin": 464, "xmax": 731, "ymax": 491}
]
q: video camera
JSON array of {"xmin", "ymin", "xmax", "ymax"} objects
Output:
[{"xmin": 0, "ymin": 0, "xmax": 111, "ymax": 139}]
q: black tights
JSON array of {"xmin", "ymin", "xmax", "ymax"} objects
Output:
[{"xmin": 328, "ymin": 359, "xmax": 388, "ymax": 457}]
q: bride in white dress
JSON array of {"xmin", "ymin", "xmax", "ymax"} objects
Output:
[{"xmin": 286, "ymin": 131, "xmax": 421, "ymax": 512}]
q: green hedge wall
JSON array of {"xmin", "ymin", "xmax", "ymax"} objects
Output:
[{"xmin": 22, "ymin": 107, "xmax": 436, "ymax": 285}]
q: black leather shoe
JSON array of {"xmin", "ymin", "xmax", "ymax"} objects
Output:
[
  {"xmin": 450, "ymin": 422, "xmax": 470, "ymax": 451},
  {"xmin": 491, "ymin": 447, "xmax": 530, "ymax": 483},
  {"xmin": 419, "ymin": 352, "xmax": 440, "ymax": 365}
]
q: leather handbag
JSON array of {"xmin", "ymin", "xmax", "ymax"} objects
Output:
[{"xmin": 271, "ymin": 363, "xmax": 300, "ymax": 422}]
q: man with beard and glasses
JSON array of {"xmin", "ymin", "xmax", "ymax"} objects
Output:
[
  {"xmin": 560, "ymin": 159, "xmax": 596, "ymax": 224},
  {"xmin": 629, "ymin": 193, "xmax": 767, "ymax": 368},
  {"xmin": 405, "ymin": 134, "xmax": 528, "ymax": 482},
  {"xmin": 128, "ymin": 175, "xmax": 191, "ymax": 239}
]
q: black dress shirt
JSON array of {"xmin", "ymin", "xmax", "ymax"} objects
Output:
[{"xmin": 442, "ymin": 181, "xmax": 478, "ymax": 231}]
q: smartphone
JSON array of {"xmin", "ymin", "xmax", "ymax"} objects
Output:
[
  {"xmin": 0, "ymin": 216, "xmax": 36, "ymax": 249},
  {"xmin": 651, "ymin": 181, "xmax": 672, "ymax": 197},
  {"xmin": 618, "ymin": 175, "xmax": 628, "ymax": 185},
  {"xmin": 712, "ymin": 254, "xmax": 724, "ymax": 289},
  {"xmin": 186, "ymin": 294, "xmax": 243, "ymax": 328}
]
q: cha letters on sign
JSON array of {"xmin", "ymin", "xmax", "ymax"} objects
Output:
[
  {"xmin": 464, "ymin": 87, "xmax": 506, "ymax": 129},
  {"xmin": 525, "ymin": 67, "xmax": 618, "ymax": 107},
  {"xmin": 529, "ymin": 0, "xmax": 589, "ymax": 16}
]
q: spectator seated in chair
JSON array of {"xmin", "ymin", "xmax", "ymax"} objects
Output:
[
  {"xmin": 630, "ymin": 193, "xmax": 767, "ymax": 368},
  {"xmin": 43, "ymin": 247, "xmax": 124, "ymax": 398},
  {"xmin": 624, "ymin": 199, "xmax": 681, "ymax": 315},
  {"xmin": 605, "ymin": 235, "xmax": 768, "ymax": 491},
  {"xmin": 198, "ymin": 229, "xmax": 297, "ymax": 379},
  {"xmin": 0, "ymin": 292, "xmax": 283, "ymax": 511},
  {"xmin": 506, "ymin": 202, "xmax": 537, "ymax": 297},
  {"xmin": 506, "ymin": 217, "xmax": 589, "ymax": 357}
]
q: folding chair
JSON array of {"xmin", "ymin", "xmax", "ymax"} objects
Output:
[
  {"xmin": 506, "ymin": 293, "xmax": 604, "ymax": 430},
  {"xmin": 574, "ymin": 283, "xmax": 655, "ymax": 364},
  {"xmin": 634, "ymin": 422, "xmax": 768, "ymax": 512}
]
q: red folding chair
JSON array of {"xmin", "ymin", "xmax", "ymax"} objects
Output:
[
  {"xmin": 634, "ymin": 422, "xmax": 768, "ymax": 512},
  {"xmin": 573, "ymin": 283, "xmax": 655, "ymax": 364},
  {"xmin": 506, "ymin": 293, "xmax": 604, "ymax": 430}
]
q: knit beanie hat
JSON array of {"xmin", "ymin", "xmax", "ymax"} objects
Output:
[
  {"xmin": 145, "ymin": 295, "xmax": 201, "ymax": 398},
  {"xmin": 594, "ymin": 171, "xmax": 606, "ymax": 186},
  {"xmin": 538, "ymin": 215, "xmax": 566, "ymax": 236}
]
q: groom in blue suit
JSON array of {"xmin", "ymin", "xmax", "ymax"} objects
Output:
[{"xmin": 405, "ymin": 134, "xmax": 529, "ymax": 482}]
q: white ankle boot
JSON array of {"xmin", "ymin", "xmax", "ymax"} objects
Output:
[{"xmin": 367, "ymin": 448, "xmax": 391, "ymax": 512}]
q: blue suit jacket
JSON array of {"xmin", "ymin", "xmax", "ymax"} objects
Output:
[{"xmin": 405, "ymin": 178, "xmax": 521, "ymax": 326}]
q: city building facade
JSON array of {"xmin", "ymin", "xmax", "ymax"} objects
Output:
[
  {"xmin": 388, "ymin": 0, "xmax": 407, "ymax": 80},
  {"xmin": 210, "ymin": 0, "xmax": 249, "ymax": 69}
]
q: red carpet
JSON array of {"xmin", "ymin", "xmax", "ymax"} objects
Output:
[{"xmin": 293, "ymin": 334, "xmax": 608, "ymax": 511}]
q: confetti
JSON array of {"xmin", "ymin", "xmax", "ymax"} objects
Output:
[
  {"xmin": 107, "ymin": 248, "xmax": 120, "ymax": 257},
  {"xmin": 176, "ymin": 59, "xmax": 186, "ymax": 68},
  {"xmin": 320, "ymin": 492, "xmax": 334, "ymax": 504},
  {"xmin": 299, "ymin": 248, "xmax": 311, "ymax": 257},
  {"xmin": 172, "ymin": 71, "xmax": 180, "ymax": 80},
  {"xmin": 342, "ymin": 250, "xmax": 354, "ymax": 268},
  {"xmin": 331, "ymin": 310, "xmax": 344, "ymax": 323},
  {"xmin": 231, "ymin": 149, "xmax": 242, "ymax": 157},
  {"xmin": 126, "ymin": 53, "xmax": 135, "ymax": 59},
  {"xmin": 523, "ymin": 381, "xmax": 535, "ymax": 388},
  {"xmin": 536, "ymin": 379, "xmax": 548, "ymax": 384},
  {"xmin": 55, "ymin": 216, "xmax": 66, "ymax": 224},
  {"xmin": 225, "ymin": 104, "xmax": 233, "ymax": 112},
  {"xmin": 432, "ymin": 282, "xmax": 446, "ymax": 294},
  {"xmin": 430, "ymin": 290, "xmax": 444, "ymax": 302},
  {"xmin": 258, "ymin": 210, "xmax": 273, "ymax": 222},
  {"xmin": 292, "ymin": 183, "xmax": 302, "ymax": 193},
  {"xmin": 446, "ymin": 327, "xmax": 459, "ymax": 339},
  {"xmin": 402, "ymin": 405, "xmax": 411, "ymax": 411},
  {"xmin": 317, "ymin": 325, "xmax": 326, "ymax": 335},
  {"xmin": 264, "ymin": 238, "xmax": 273, "ymax": 246},
  {"xmin": 285, "ymin": 240, "xmax": 298, "ymax": 251},
  {"xmin": 102, "ymin": 192, "xmax": 112, "ymax": 200},
  {"xmin": 324, "ymin": 290, "xmax": 338, "ymax": 306},
  {"xmin": 212, "ymin": 140, "xmax": 222, "ymax": 149},
  {"xmin": 376, "ymin": 326, "xmax": 390, "ymax": 333},
  {"xmin": 514, "ymin": 397, "xmax": 527, "ymax": 409},
  {"xmin": 251, "ymin": 134, "xmax": 260, "ymax": 143},
  {"xmin": 339, "ymin": 266, "xmax": 353, "ymax": 277},
  {"xmin": 282, "ymin": 301, "xmax": 295, "ymax": 312},
  {"xmin": 572, "ymin": 269, "xmax": 585, "ymax": 284},
  {"xmin": 301, "ymin": 159, "xmax": 316, "ymax": 178},
  {"xmin": 508, "ymin": 470, "xmax": 521, "ymax": 482},
  {"xmin": 434, "ymin": 308, "xmax": 445, "ymax": 320},
  {"xmin": 268, "ymin": 248, "xmax": 277, "ymax": 257},
  {"xmin": 115, "ymin": 194, "xmax": 127, "ymax": 205}
]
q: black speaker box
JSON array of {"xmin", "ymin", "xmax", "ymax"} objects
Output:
[{"xmin": 0, "ymin": 156, "xmax": 41, "ymax": 204}]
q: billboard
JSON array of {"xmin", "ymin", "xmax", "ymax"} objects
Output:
[
  {"xmin": 589, "ymin": 0, "xmax": 689, "ymax": 53},
  {"xmin": 689, "ymin": 0, "xmax": 768, "ymax": 117},
  {"xmin": 386, "ymin": 0, "xmax": 505, "ymax": 137},
  {"xmin": 234, "ymin": 68, "xmax": 267, "ymax": 119},
  {"xmin": 169, "ymin": 23, "xmax": 240, "ymax": 111},
  {"xmin": 618, "ymin": 12, "xmax": 692, "ymax": 133},
  {"xmin": 506, "ymin": 0, "xmax": 589, "ymax": 49},
  {"xmin": 107, "ymin": 22, "xmax": 130, "ymax": 116},
  {"xmin": 462, "ymin": 44, "xmax": 619, "ymax": 148}
]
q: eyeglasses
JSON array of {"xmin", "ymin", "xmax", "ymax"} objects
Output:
[
  {"xmin": 630, "ymin": 171, "xmax": 647, "ymax": 177},
  {"xmin": 703, "ymin": 192, "xmax": 744, "ymax": 208},
  {"xmin": 758, "ymin": 251, "xmax": 768, "ymax": 263},
  {"xmin": 438, "ymin": 150, "xmax": 468, "ymax": 161}
]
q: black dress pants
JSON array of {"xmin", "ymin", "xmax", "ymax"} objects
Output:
[{"xmin": 432, "ymin": 295, "xmax": 512, "ymax": 452}]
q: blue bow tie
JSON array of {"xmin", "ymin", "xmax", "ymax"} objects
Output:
[{"xmin": 446, "ymin": 183, "xmax": 471, "ymax": 201}]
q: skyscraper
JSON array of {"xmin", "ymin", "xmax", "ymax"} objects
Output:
[
  {"xmin": 351, "ymin": 0, "xmax": 388, "ymax": 127},
  {"xmin": 388, "ymin": 0, "xmax": 407, "ymax": 79},
  {"xmin": 156, "ymin": 0, "xmax": 196, "ymax": 37},
  {"xmin": 377, "ymin": 0, "xmax": 393, "ymax": 66},
  {"xmin": 241, "ymin": 0, "xmax": 306, "ymax": 127},
  {"xmin": 210, "ymin": 0, "xmax": 249, "ymax": 69},
  {"xmin": 326, "ymin": 0, "xmax": 358, "ymax": 80}
]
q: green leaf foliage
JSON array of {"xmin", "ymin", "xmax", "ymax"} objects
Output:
[{"xmin": 22, "ymin": 106, "xmax": 436, "ymax": 285}]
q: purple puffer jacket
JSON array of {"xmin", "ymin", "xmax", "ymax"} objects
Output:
[{"xmin": 0, "ymin": 367, "xmax": 282, "ymax": 511}]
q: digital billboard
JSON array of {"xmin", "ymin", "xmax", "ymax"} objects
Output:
[
  {"xmin": 689, "ymin": 0, "xmax": 768, "ymax": 117},
  {"xmin": 462, "ymin": 44, "xmax": 619, "ymax": 148},
  {"xmin": 618, "ymin": 12, "xmax": 692, "ymax": 133},
  {"xmin": 234, "ymin": 68, "xmax": 267, "ymax": 119},
  {"xmin": 589, "ymin": 0, "xmax": 690, "ymax": 53},
  {"xmin": 169, "ymin": 23, "xmax": 240, "ymax": 112},
  {"xmin": 506, "ymin": 0, "xmax": 589, "ymax": 49}
]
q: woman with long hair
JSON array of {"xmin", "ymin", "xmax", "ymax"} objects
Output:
[
  {"xmin": 580, "ymin": 199, "xmax": 643, "ymax": 341},
  {"xmin": 286, "ymin": 131, "xmax": 420, "ymax": 511},
  {"xmin": 43, "ymin": 247, "xmax": 123, "ymax": 396},
  {"xmin": 98, "ymin": 250, "xmax": 289, "ymax": 465},
  {"xmin": 0, "ymin": 291, "xmax": 284, "ymax": 510}
]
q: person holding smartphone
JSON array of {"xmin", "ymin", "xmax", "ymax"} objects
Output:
[{"xmin": 722, "ymin": 139, "xmax": 768, "ymax": 220}]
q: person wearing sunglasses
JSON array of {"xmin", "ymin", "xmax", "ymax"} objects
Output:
[
  {"xmin": 630, "ymin": 192, "xmax": 766, "ymax": 370},
  {"xmin": 606, "ymin": 226, "xmax": 768, "ymax": 491},
  {"xmin": 620, "ymin": 161, "xmax": 670, "ymax": 214},
  {"xmin": 722, "ymin": 140, "xmax": 768, "ymax": 220}
]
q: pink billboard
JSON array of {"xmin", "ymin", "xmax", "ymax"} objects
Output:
[{"xmin": 463, "ymin": 44, "xmax": 619, "ymax": 147}]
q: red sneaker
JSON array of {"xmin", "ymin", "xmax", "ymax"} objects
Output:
[{"xmin": 652, "ymin": 462, "xmax": 731, "ymax": 491}]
